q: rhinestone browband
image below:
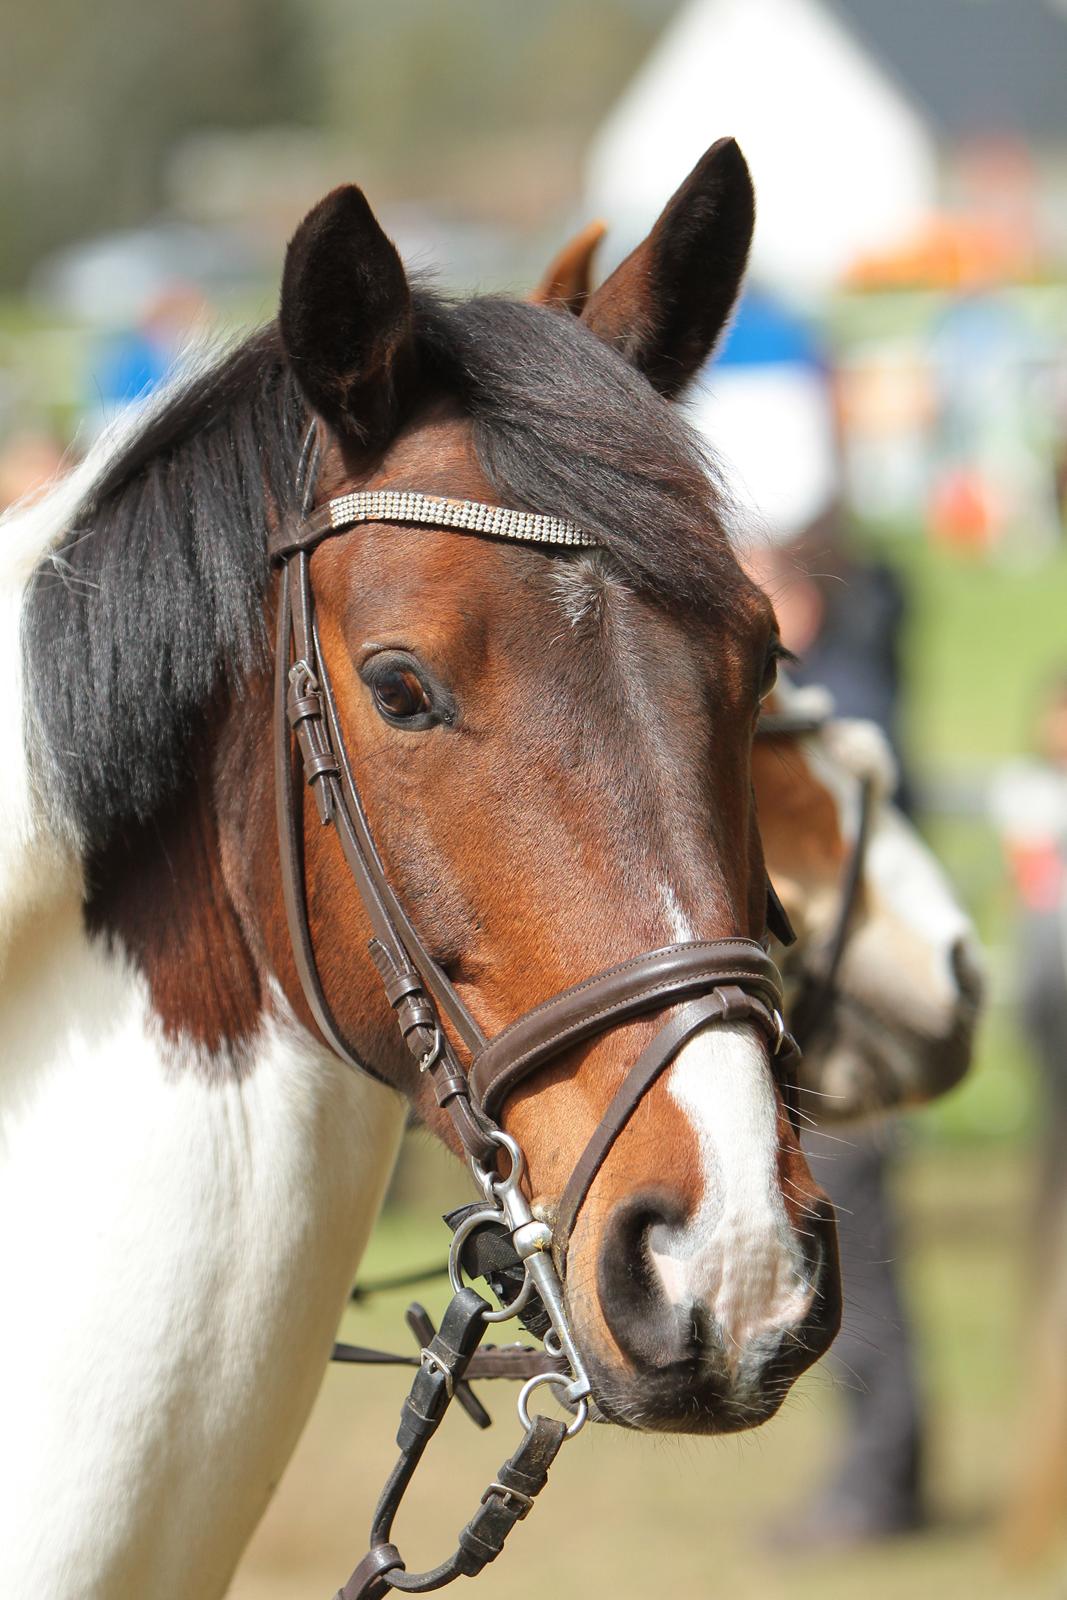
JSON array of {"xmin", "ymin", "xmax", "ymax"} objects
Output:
[{"xmin": 326, "ymin": 490, "xmax": 597, "ymax": 548}]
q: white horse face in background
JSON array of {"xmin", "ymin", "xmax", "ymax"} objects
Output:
[{"xmin": 755, "ymin": 684, "xmax": 984, "ymax": 1123}]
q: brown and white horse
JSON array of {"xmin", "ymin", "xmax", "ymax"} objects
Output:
[{"xmin": 0, "ymin": 144, "xmax": 839, "ymax": 1598}]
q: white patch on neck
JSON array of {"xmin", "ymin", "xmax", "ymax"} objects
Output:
[
  {"xmin": 649, "ymin": 1024, "xmax": 810, "ymax": 1367},
  {"xmin": 0, "ymin": 898, "xmax": 406, "ymax": 1599}
]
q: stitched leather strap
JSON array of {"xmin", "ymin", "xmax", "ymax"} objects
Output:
[
  {"xmin": 275, "ymin": 534, "xmax": 498, "ymax": 1160},
  {"xmin": 789, "ymin": 771, "xmax": 876, "ymax": 1049},
  {"xmin": 469, "ymin": 938, "xmax": 782, "ymax": 1121}
]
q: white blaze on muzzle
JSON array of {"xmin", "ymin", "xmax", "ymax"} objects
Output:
[{"xmin": 650, "ymin": 1022, "xmax": 813, "ymax": 1364}]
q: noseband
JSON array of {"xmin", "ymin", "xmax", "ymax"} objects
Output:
[{"xmin": 269, "ymin": 434, "xmax": 800, "ymax": 1600}]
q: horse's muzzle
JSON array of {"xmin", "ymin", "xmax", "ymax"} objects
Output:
[{"xmin": 585, "ymin": 1188, "xmax": 840, "ymax": 1434}]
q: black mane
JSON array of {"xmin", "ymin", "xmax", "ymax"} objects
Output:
[{"xmin": 25, "ymin": 292, "xmax": 738, "ymax": 851}]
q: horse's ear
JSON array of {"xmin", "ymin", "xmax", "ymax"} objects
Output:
[
  {"xmin": 279, "ymin": 184, "xmax": 416, "ymax": 445},
  {"xmin": 531, "ymin": 220, "xmax": 607, "ymax": 314},
  {"xmin": 581, "ymin": 138, "xmax": 754, "ymax": 398}
]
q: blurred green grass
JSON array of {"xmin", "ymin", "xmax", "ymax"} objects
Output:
[
  {"xmin": 857, "ymin": 531, "xmax": 1067, "ymax": 1147},
  {"xmin": 887, "ymin": 532, "xmax": 1067, "ymax": 770}
]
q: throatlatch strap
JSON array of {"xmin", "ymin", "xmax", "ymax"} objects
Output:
[
  {"xmin": 789, "ymin": 771, "xmax": 876, "ymax": 1050},
  {"xmin": 274, "ymin": 558, "xmax": 376, "ymax": 1078}
]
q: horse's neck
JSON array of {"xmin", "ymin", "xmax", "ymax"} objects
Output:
[
  {"xmin": 0, "ymin": 476, "xmax": 408, "ymax": 1599},
  {"xmin": 0, "ymin": 887, "xmax": 405, "ymax": 1598}
]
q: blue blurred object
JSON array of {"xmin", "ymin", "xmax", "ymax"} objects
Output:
[
  {"xmin": 713, "ymin": 288, "xmax": 827, "ymax": 371},
  {"xmin": 90, "ymin": 329, "xmax": 171, "ymax": 412}
]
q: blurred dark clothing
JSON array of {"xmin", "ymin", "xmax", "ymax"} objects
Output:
[
  {"xmin": 796, "ymin": 561, "xmax": 904, "ymax": 730},
  {"xmin": 1020, "ymin": 908, "xmax": 1067, "ymax": 1250},
  {"xmin": 1019, "ymin": 907, "xmax": 1067, "ymax": 1118},
  {"xmin": 793, "ymin": 551, "xmax": 925, "ymax": 1535},
  {"xmin": 802, "ymin": 1124, "xmax": 923, "ymax": 1531},
  {"xmin": 794, "ymin": 558, "xmax": 915, "ymax": 817}
]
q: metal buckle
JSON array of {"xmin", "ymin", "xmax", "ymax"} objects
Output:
[
  {"xmin": 517, "ymin": 1370, "xmax": 589, "ymax": 1439},
  {"xmin": 481, "ymin": 1481, "xmax": 534, "ymax": 1520},
  {"xmin": 771, "ymin": 1007, "xmax": 786, "ymax": 1055},
  {"xmin": 418, "ymin": 1022, "xmax": 443, "ymax": 1073},
  {"xmin": 288, "ymin": 658, "xmax": 319, "ymax": 697},
  {"xmin": 419, "ymin": 1347, "xmax": 454, "ymax": 1399}
]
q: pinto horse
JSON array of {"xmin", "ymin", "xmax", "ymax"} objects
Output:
[{"xmin": 0, "ymin": 143, "xmax": 839, "ymax": 1599}]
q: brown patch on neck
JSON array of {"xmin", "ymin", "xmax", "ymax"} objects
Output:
[{"xmin": 84, "ymin": 752, "xmax": 264, "ymax": 1074}]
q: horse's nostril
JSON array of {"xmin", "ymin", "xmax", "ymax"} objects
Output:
[
  {"xmin": 950, "ymin": 936, "xmax": 984, "ymax": 1010},
  {"xmin": 596, "ymin": 1191, "xmax": 689, "ymax": 1371}
]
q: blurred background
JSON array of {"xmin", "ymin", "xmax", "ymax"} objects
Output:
[{"xmin": 5, "ymin": 1, "xmax": 1067, "ymax": 1594}]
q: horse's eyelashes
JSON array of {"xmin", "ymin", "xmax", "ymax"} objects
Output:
[{"xmin": 761, "ymin": 639, "xmax": 798, "ymax": 700}]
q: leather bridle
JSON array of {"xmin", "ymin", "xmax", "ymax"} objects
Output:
[{"xmin": 269, "ymin": 432, "xmax": 801, "ymax": 1600}]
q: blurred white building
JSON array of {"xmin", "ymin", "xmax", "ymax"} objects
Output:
[
  {"xmin": 586, "ymin": 0, "xmax": 1067, "ymax": 294},
  {"xmin": 585, "ymin": 0, "xmax": 937, "ymax": 294}
]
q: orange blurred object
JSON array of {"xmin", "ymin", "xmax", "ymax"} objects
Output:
[
  {"xmin": 846, "ymin": 213, "xmax": 1031, "ymax": 291},
  {"xmin": 928, "ymin": 466, "xmax": 999, "ymax": 552}
]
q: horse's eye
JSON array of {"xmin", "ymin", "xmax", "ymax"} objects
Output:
[
  {"xmin": 373, "ymin": 667, "xmax": 432, "ymax": 723},
  {"xmin": 761, "ymin": 639, "xmax": 794, "ymax": 701}
]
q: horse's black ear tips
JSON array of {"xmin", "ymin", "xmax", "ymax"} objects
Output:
[
  {"xmin": 279, "ymin": 184, "xmax": 414, "ymax": 443},
  {"xmin": 708, "ymin": 136, "xmax": 750, "ymax": 177},
  {"xmin": 691, "ymin": 137, "xmax": 754, "ymax": 226},
  {"xmin": 287, "ymin": 184, "xmax": 374, "ymax": 247}
]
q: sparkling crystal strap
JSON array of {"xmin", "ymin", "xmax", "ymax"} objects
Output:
[{"xmin": 326, "ymin": 490, "xmax": 596, "ymax": 548}]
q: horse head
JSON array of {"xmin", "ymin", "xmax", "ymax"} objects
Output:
[
  {"xmin": 755, "ymin": 682, "xmax": 983, "ymax": 1121},
  {"xmin": 260, "ymin": 145, "xmax": 839, "ymax": 1432}
]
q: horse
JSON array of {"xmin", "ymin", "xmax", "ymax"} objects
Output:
[
  {"xmin": 0, "ymin": 141, "xmax": 842, "ymax": 1599},
  {"xmin": 755, "ymin": 680, "xmax": 982, "ymax": 1122}
]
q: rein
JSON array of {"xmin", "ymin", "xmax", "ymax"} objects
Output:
[{"xmin": 270, "ymin": 435, "xmax": 800, "ymax": 1600}]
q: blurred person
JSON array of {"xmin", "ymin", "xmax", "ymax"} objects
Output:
[
  {"xmin": 692, "ymin": 293, "xmax": 927, "ymax": 1548},
  {"xmin": 992, "ymin": 675, "xmax": 1067, "ymax": 1562}
]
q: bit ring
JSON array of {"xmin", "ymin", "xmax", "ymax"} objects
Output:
[
  {"xmin": 517, "ymin": 1371, "xmax": 589, "ymax": 1439},
  {"xmin": 448, "ymin": 1207, "xmax": 535, "ymax": 1324}
]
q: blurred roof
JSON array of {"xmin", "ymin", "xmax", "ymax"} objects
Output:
[{"xmin": 832, "ymin": 0, "xmax": 1067, "ymax": 143}]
